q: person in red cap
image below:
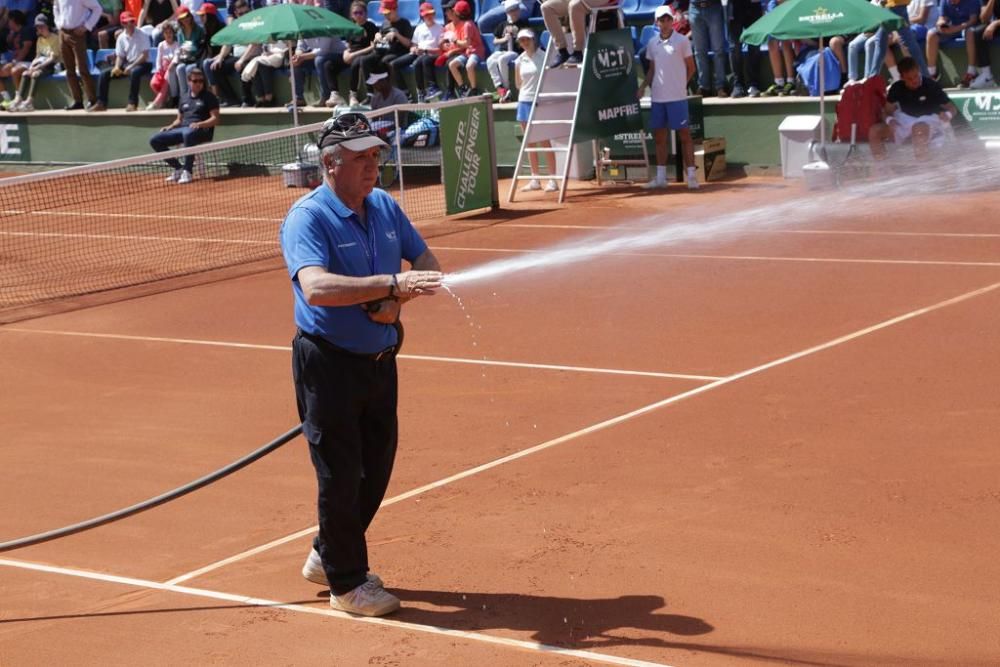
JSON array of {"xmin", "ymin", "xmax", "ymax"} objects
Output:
[
  {"xmin": 172, "ymin": 5, "xmax": 207, "ymax": 102},
  {"xmin": 350, "ymin": 0, "xmax": 414, "ymax": 102},
  {"xmin": 444, "ymin": 0, "xmax": 486, "ymax": 97},
  {"xmin": 91, "ymin": 10, "xmax": 153, "ymax": 111},
  {"xmin": 402, "ymin": 1, "xmax": 443, "ymax": 102}
]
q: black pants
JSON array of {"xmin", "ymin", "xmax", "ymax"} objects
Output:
[
  {"xmin": 292, "ymin": 330, "xmax": 399, "ymax": 596},
  {"xmin": 972, "ymin": 24, "xmax": 998, "ymax": 68},
  {"xmin": 203, "ymin": 56, "xmax": 255, "ymax": 105},
  {"xmin": 413, "ymin": 53, "xmax": 438, "ymax": 90},
  {"xmin": 97, "ymin": 62, "xmax": 153, "ymax": 106},
  {"xmin": 728, "ymin": 0, "xmax": 762, "ymax": 90}
]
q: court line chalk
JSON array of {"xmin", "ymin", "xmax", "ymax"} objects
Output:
[
  {"xmin": 0, "ymin": 557, "xmax": 672, "ymax": 667},
  {"xmin": 1, "ymin": 329, "xmax": 718, "ymax": 381},
  {"xmin": 163, "ymin": 280, "xmax": 1000, "ymax": 586}
]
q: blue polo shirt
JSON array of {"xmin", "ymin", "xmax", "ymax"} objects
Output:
[
  {"xmin": 280, "ymin": 185, "xmax": 428, "ymax": 354},
  {"xmin": 937, "ymin": 0, "xmax": 979, "ymax": 26}
]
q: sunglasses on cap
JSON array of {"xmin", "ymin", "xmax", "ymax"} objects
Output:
[{"xmin": 317, "ymin": 111, "xmax": 390, "ymax": 154}]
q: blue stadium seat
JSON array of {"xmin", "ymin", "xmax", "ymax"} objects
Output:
[
  {"xmin": 216, "ymin": 6, "xmax": 228, "ymax": 22},
  {"xmin": 478, "ymin": 0, "xmax": 501, "ymax": 19},
  {"xmin": 398, "ymin": 0, "xmax": 420, "ymax": 22},
  {"xmin": 627, "ymin": 0, "xmax": 664, "ymax": 22},
  {"xmin": 368, "ymin": 0, "xmax": 384, "ymax": 25},
  {"xmin": 539, "ymin": 29, "xmax": 549, "ymax": 50},
  {"xmin": 95, "ymin": 48, "xmax": 116, "ymax": 69},
  {"xmin": 637, "ymin": 24, "xmax": 656, "ymax": 50}
]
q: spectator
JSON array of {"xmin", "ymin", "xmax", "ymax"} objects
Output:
[
  {"xmin": 513, "ymin": 28, "xmax": 558, "ymax": 192},
  {"xmin": 9, "ymin": 14, "xmax": 60, "ymax": 111},
  {"xmin": 291, "ymin": 31, "xmax": 347, "ymax": 108},
  {"xmin": 367, "ymin": 67, "xmax": 407, "ymax": 107},
  {"xmin": 869, "ymin": 56, "xmax": 956, "ymax": 162},
  {"xmin": 926, "ymin": 0, "xmax": 979, "ymax": 82},
  {"xmin": 846, "ymin": 1, "xmax": 888, "ymax": 84},
  {"xmin": 92, "ymin": 0, "xmax": 122, "ymax": 49},
  {"xmin": 203, "ymin": 0, "xmax": 257, "ymax": 105},
  {"xmin": 225, "ymin": 0, "xmax": 262, "ymax": 23},
  {"xmin": 172, "ymin": 6, "xmax": 204, "ymax": 100},
  {"xmin": 408, "ymin": 1, "xmax": 443, "ymax": 102},
  {"xmin": 147, "ymin": 18, "xmax": 178, "ymax": 108},
  {"xmin": 759, "ymin": 0, "xmax": 795, "ymax": 96},
  {"xmin": 966, "ymin": 0, "xmax": 1000, "ymax": 87},
  {"xmin": 149, "ymin": 66, "xmax": 219, "ymax": 184},
  {"xmin": 444, "ymin": 0, "xmax": 484, "ymax": 96},
  {"xmin": 905, "ymin": 0, "xmax": 938, "ymax": 41},
  {"xmin": 479, "ymin": 0, "xmax": 536, "ymax": 36},
  {"xmin": 0, "ymin": 10, "xmax": 34, "ymax": 108},
  {"xmin": 486, "ymin": 0, "xmax": 527, "ymax": 103},
  {"xmin": 868, "ymin": 0, "xmax": 929, "ymax": 79},
  {"xmin": 637, "ymin": 5, "xmax": 697, "ymax": 190},
  {"xmin": 688, "ymin": 0, "xmax": 726, "ymax": 96},
  {"xmin": 727, "ymin": 0, "xmax": 762, "ymax": 97},
  {"xmin": 91, "ymin": 10, "xmax": 151, "ymax": 110},
  {"xmin": 352, "ymin": 0, "xmax": 412, "ymax": 96},
  {"xmin": 137, "ymin": 0, "xmax": 178, "ymax": 42},
  {"xmin": 54, "ymin": 0, "xmax": 103, "ymax": 110},
  {"xmin": 342, "ymin": 0, "xmax": 377, "ymax": 106},
  {"xmin": 240, "ymin": 39, "xmax": 286, "ymax": 106},
  {"xmin": 198, "ymin": 2, "xmax": 222, "ymax": 45},
  {"xmin": 541, "ymin": 0, "xmax": 614, "ymax": 67}
]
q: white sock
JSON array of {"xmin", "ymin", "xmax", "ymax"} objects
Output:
[
  {"xmin": 928, "ymin": 65, "xmax": 937, "ymax": 76},
  {"xmin": 687, "ymin": 166, "xmax": 696, "ymax": 178},
  {"xmin": 982, "ymin": 67, "xmax": 993, "ymax": 77},
  {"xmin": 888, "ymin": 66, "xmax": 899, "ymax": 80},
  {"xmin": 656, "ymin": 165, "xmax": 666, "ymax": 182},
  {"xmin": 774, "ymin": 77, "xmax": 786, "ymax": 86},
  {"xmin": 0, "ymin": 92, "xmax": 9, "ymax": 101},
  {"xmin": 968, "ymin": 65, "xmax": 977, "ymax": 74}
]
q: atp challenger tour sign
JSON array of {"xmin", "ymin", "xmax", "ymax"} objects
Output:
[
  {"xmin": 574, "ymin": 29, "xmax": 644, "ymax": 143},
  {"xmin": 440, "ymin": 101, "xmax": 493, "ymax": 215}
]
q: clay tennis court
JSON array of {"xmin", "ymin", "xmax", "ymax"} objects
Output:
[{"xmin": 2, "ymin": 176, "xmax": 1000, "ymax": 666}]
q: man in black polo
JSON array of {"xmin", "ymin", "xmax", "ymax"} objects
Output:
[{"xmin": 149, "ymin": 67, "xmax": 221, "ymax": 184}]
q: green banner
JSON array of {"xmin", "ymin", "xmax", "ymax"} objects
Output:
[
  {"xmin": 0, "ymin": 121, "xmax": 29, "ymax": 162},
  {"xmin": 952, "ymin": 91, "xmax": 1000, "ymax": 138},
  {"xmin": 440, "ymin": 101, "xmax": 493, "ymax": 215},
  {"xmin": 574, "ymin": 29, "xmax": 645, "ymax": 143}
]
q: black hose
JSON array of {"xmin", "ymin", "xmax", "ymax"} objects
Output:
[{"xmin": 0, "ymin": 424, "xmax": 303, "ymax": 553}]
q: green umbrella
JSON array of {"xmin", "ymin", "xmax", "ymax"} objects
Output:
[
  {"xmin": 741, "ymin": 0, "xmax": 905, "ymax": 150},
  {"xmin": 212, "ymin": 4, "xmax": 362, "ymax": 126}
]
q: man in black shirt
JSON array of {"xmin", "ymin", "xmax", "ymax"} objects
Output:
[
  {"xmin": 869, "ymin": 56, "xmax": 958, "ymax": 162},
  {"xmin": 149, "ymin": 67, "xmax": 221, "ymax": 184},
  {"xmin": 967, "ymin": 0, "xmax": 1000, "ymax": 88},
  {"xmin": 355, "ymin": 0, "xmax": 413, "ymax": 97}
]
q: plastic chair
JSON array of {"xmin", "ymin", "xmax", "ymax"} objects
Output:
[
  {"xmin": 368, "ymin": 0, "xmax": 384, "ymax": 25},
  {"xmin": 398, "ymin": 0, "xmax": 420, "ymax": 22}
]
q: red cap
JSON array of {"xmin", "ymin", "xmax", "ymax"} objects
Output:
[
  {"xmin": 453, "ymin": 0, "xmax": 471, "ymax": 16},
  {"xmin": 176, "ymin": 6, "xmax": 192, "ymax": 18},
  {"xmin": 119, "ymin": 10, "xmax": 136, "ymax": 22},
  {"xmin": 196, "ymin": 3, "xmax": 218, "ymax": 15},
  {"xmin": 379, "ymin": 0, "xmax": 398, "ymax": 13},
  {"xmin": 419, "ymin": 1, "xmax": 435, "ymax": 15}
]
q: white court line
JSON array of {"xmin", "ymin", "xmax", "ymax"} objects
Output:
[
  {"xmin": 429, "ymin": 246, "xmax": 1000, "ymax": 268},
  {"xmin": 0, "ymin": 558, "xmax": 669, "ymax": 667},
  {"xmin": 0, "ymin": 209, "xmax": 280, "ymax": 224},
  {"xmin": 162, "ymin": 280, "xmax": 1000, "ymax": 587},
  {"xmin": 2, "ymin": 328, "xmax": 719, "ymax": 382},
  {"xmin": 501, "ymin": 224, "xmax": 1000, "ymax": 239},
  {"xmin": 0, "ymin": 230, "xmax": 275, "ymax": 245}
]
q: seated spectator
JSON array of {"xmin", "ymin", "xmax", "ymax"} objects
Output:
[
  {"xmin": 149, "ymin": 66, "xmax": 219, "ymax": 184},
  {"xmin": 225, "ymin": 0, "xmax": 264, "ymax": 23},
  {"xmin": 486, "ymin": 0, "xmax": 527, "ymax": 103},
  {"xmin": 342, "ymin": 0, "xmax": 377, "ymax": 106},
  {"xmin": 198, "ymin": 3, "xmax": 223, "ymax": 48},
  {"xmin": 927, "ymin": 0, "xmax": 979, "ymax": 83},
  {"xmin": 513, "ymin": 28, "xmax": 558, "ymax": 192},
  {"xmin": 367, "ymin": 67, "xmax": 407, "ymax": 108},
  {"xmin": 91, "ymin": 10, "xmax": 152, "ymax": 110},
  {"xmin": 408, "ymin": 1, "xmax": 443, "ymax": 102},
  {"xmin": 727, "ymin": 0, "xmax": 762, "ymax": 97},
  {"xmin": 354, "ymin": 0, "xmax": 413, "ymax": 95},
  {"xmin": 203, "ymin": 0, "xmax": 258, "ymax": 106},
  {"xmin": 760, "ymin": 0, "xmax": 795, "ymax": 96},
  {"xmin": 138, "ymin": 0, "xmax": 179, "ymax": 42},
  {"xmin": 541, "ymin": 0, "xmax": 614, "ymax": 67},
  {"xmin": 905, "ymin": 0, "xmax": 938, "ymax": 42},
  {"xmin": 478, "ymin": 0, "xmax": 536, "ymax": 36},
  {"xmin": 92, "ymin": 0, "xmax": 123, "ymax": 49},
  {"xmin": 9, "ymin": 14, "xmax": 60, "ymax": 111},
  {"xmin": 443, "ymin": 0, "xmax": 485, "ymax": 96},
  {"xmin": 148, "ymin": 19, "xmax": 179, "ymax": 108},
  {"xmin": 869, "ymin": 56, "xmax": 957, "ymax": 163},
  {"xmin": 0, "ymin": 10, "xmax": 34, "ymax": 109},
  {"xmin": 869, "ymin": 0, "xmax": 929, "ymax": 79},
  {"xmin": 172, "ymin": 6, "xmax": 205, "ymax": 101},
  {"xmin": 291, "ymin": 32, "xmax": 347, "ymax": 108},
  {"xmin": 965, "ymin": 0, "xmax": 999, "ymax": 88},
  {"xmin": 240, "ymin": 39, "xmax": 286, "ymax": 106}
]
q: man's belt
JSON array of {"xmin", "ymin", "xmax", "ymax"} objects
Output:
[{"xmin": 298, "ymin": 329, "xmax": 398, "ymax": 362}]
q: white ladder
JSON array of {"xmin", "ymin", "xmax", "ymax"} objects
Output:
[{"xmin": 508, "ymin": 5, "xmax": 646, "ymax": 203}]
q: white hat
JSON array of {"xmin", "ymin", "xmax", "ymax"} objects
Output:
[
  {"xmin": 502, "ymin": 0, "xmax": 520, "ymax": 10},
  {"xmin": 654, "ymin": 4, "xmax": 674, "ymax": 20},
  {"xmin": 516, "ymin": 27, "xmax": 534, "ymax": 40},
  {"xmin": 365, "ymin": 71, "xmax": 389, "ymax": 85}
]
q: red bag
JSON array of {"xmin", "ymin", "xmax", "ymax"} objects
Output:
[
  {"xmin": 151, "ymin": 70, "xmax": 168, "ymax": 94},
  {"xmin": 833, "ymin": 75, "xmax": 887, "ymax": 144}
]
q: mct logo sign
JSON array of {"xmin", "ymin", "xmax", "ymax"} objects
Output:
[{"xmin": 0, "ymin": 123, "xmax": 26, "ymax": 160}]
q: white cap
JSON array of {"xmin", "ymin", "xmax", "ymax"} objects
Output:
[
  {"xmin": 503, "ymin": 0, "xmax": 520, "ymax": 10},
  {"xmin": 516, "ymin": 27, "xmax": 534, "ymax": 40},
  {"xmin": 654, "ymin": 4, "xmax": 673, "ymax": 20},
  {"xmin": 365, "ymin": 71, "xmax": 389, "ymax": 85}
]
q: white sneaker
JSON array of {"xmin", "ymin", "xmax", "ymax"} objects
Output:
[
  {"xmin": 642, "ymin": 179, "xmax": 667, "ymax": 189},
  {"xmin": 521, "ymin": 179, "xmax": 541, "ymax": 191},
  {"xmin": 165, "ymin": 169, "xmax": 182, "ymax": 183},
  {"xmin": 747, "ymin": 85, "xmax": 761, "ymax": 97},
  {"xmin": 348, "ymin": 93, "xmax": 360, "ymax": 107},
  {"xmin": 19, "ymin": 100, "xmax": 33, "ymax": 111},
  {"xmin": 326, "ymin": 91, "xmax": 347, "ymax": 107},
  {"xmin": 177, "ymin": 170, "xmax": 193, "ymax": 184},
  {"xmin": 970, "ymin": 71, "xmax": 995, "ymax": 89},
  {"xmin": 330, "ymin": 579, "xmax": 400, "ymax": 617},
  {"xmin": 543, "ymin": 179, "xmax": 559, "ymax": 192},
  {"xmin": 687, "ymin": 174, "xmax": 700, "ymax": 190},
  {"xmin": 301, "ymin": 548, "xmax": 383, "ymax": 588}
]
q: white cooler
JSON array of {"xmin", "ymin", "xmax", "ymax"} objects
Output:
[{"xmin": 778, "ymin": 115, "xmax": 823, "ymax": 178}]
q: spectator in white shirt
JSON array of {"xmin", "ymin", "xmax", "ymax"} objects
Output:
[
  {"xmin": 54, "ymin": 0, "xmax": 105, "ymax": 109},
  {"xmin": 91, "ymin": 10, "xmax": 152, "ymax": 110}
]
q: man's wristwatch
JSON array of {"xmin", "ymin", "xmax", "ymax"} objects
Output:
[{"xmin": 389, "ymin": 273, "xmax": 399, "ymax": 299}]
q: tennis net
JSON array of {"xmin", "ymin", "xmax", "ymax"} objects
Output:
[{"xmin": 0, "ymin": 97, "xmax": 497, "ymax": 323}]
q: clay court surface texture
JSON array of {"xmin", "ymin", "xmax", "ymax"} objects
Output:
[{"xmin": 2, "ymin": 176, "xmax": 999, "ymax": 666}]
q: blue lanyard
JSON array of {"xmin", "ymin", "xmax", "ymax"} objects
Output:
[{"xmin": 346, "ymin": 213, "xmax": 378, "ymax": 275}]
